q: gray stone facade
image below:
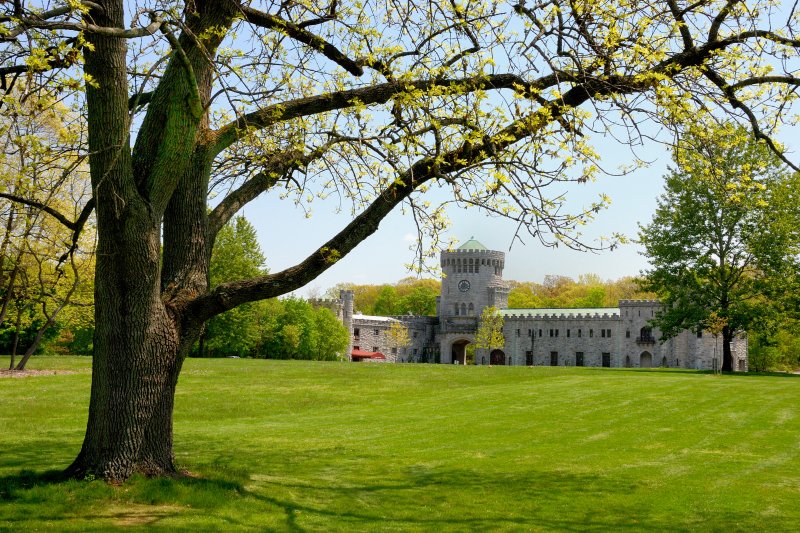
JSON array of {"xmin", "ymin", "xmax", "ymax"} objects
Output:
[{"xmin": 340, "ymin": 239, "xmax": 748, "ymax": 370}]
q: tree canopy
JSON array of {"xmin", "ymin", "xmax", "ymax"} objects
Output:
[{"xmin": 2, "ymin": 0, "xmax": 799, "ymax": 481}]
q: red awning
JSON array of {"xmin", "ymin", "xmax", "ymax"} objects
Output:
[{"xmin": 351, "ymin": 349, "xmax": 386, "ymax": 360}]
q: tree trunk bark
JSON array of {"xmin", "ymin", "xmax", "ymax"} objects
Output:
[{"xmin": 722, "ymin": 325, "xmax": 734, "ymax": 372}]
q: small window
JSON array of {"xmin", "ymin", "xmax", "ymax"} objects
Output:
[
  {"xmin": 374, "ymin": 329, "xmax": 379, "ymax": 335},
  {"xmin": 549, "ymin": 329, "xmax": 554, "ymax": 337},
  {"xmin": 555, "ymin": 329, "xmax": 559, "ymax": 337},
  {"xmin": 578, "ymin": 329, "xmax": 582, "ymax": 338},
  {"xmin": 373, "ymin": 346, "xmax": 379, "ymax": 352},
  {"xmin": 607, "ymin": 329, "xmax": 612, "ymax": 338},
  {"xmin": 516, "ymin": 329, "xmax": 521, "ymax": 337},
  {"xmin": 527, "ymin": 329, "xmax": 532, "ymax": 337},
  {"xmin": 454, "ymin": 304, "xmax": 460, "ymax": 316},
  {"xmin": 539, "ymin": 329, "xmax": 543, "ymax": 338},
  {"xmin": 392, "ymin": 347, "xmax": 397, "ymax": 354},
  {"xmin": 567, "ymin": 329, "xmax": 570, "ymax": 338},
  {"xmin": 601, "ymin": 329, "xmax": 606, "ymax": 338},
  {"xmin": 589, "ymin": 329, "xmax": 594, "ymax": 338},
  {"xmin": 626, "ymin": 330, "xmax": 630, "ymax": 338},
  {"xmin": 353, "ymin": 345, "xmax": 360, "ymax": 350}
]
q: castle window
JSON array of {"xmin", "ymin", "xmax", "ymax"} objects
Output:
[
  {"xmin": 454, "ymin": 304, "xmax": 460, "ymax": 316},
  {"xmin": 527, "ymin": 329, "xmax": 532, "ymax": 337},
  {"xmin": 601, "ymin": 330, "xmax": 605, "ymax": 338},
  {"xmin": 354, "ymin": 345, "xmax": 360, "ymax": 350},
  {"xmin": 475, "ymin": 264, "xmax": 479, "ymax": 273},
  {"xmin": 555, "ymin": 329, "xmax": 559, "ymax": 337},
  {"xmin": 392, "ymin": 347, "xmax": 397, "ymax": 354},
  {"xmin": 589, "ymin": 329, "xmax": 594, "ymax": 338},
  {"xmin": 606, "ymin": 329, "xmax": 612, "ymax": 338},
  {"xmin": 373, "ymin": 346, "xmax": 379, "ymax": 352},
  {"xmin": 566, "ymin": 329, "xmax": 570, "ymax": 338},
  {"xmin": 578, "ymin": 329, "xmax": 582, "ymax": 338},
  {"xmin": 354, "ymin": 328, "xmax": 360, "ymax": 340},
  {"xmin": 549, "ymin": 329, "xmax": 553, "ymax": 337},
  {"xmin": 460, "ymin": 303, "xmax": 467, "ymax": 316},
  {"xmin": 374, "ymin": 329, "xmax": 379, "ymax": 335},
  {"xmin": 626, "ymin": 330, "xmax": 630, "ymax": 338},
  {"xmin": 539, "ymin": 329, "xmax": 542, "ymax": 338},
  {"xmin": 516, "ymin": 329, "xmax": 521, "ymax": 337},
  {"xmin": 468, "ymin": 303, "xmax": 474, "ymax": 316}
]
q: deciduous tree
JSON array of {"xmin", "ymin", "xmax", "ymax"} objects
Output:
[{"xmin": 639, "ymin": 123, "xmax": 800, "ymax": 371}]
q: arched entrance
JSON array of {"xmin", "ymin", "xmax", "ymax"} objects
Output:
[
  {"xmin": 640, "ymin": 351, "xmax": 653, "ymax": 368},
  {"xmin": 451, "ymin": 340, "xmax": 470, "ymax": 365},
  {"xmin": 490, "ymin": 349, "xmax": 505, "ymax": 365}
]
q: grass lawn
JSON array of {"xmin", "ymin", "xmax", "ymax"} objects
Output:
[{"xmin": 1, "ymin": 357, "xmax": 799, "ymax": 531}]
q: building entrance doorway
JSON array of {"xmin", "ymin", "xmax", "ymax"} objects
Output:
[
  {"xmin": 490, "ymin": 349, "xmax": 506, "ymax": 365},
  {"xmin": 451, "ymin": 340, "xmax": 470, "ymax": 364},
  {"xmin": 640, "ymin": 351, "xmax": 653, "ymax": 368}
]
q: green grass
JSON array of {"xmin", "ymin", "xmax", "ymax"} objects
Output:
[{"xmin": 1, "ymin": 357, "xmax": 799, "ymax": 531}]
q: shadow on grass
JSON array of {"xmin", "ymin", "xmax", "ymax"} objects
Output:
[
  {"xmin": 0, "ymin": 460, "xmax": 773, "ymax": 531},
  {"xmin": 0, "ymin": 467, "xmax": 250, "ymax": 529}
]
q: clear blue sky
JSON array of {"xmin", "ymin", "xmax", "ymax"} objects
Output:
[{"xmin": 242, "ymin": 128, "xmax": 797, "ymax": 297}]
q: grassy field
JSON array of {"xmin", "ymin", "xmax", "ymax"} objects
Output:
[{"xmin": 1, "ymin": 357, "xmax": 799, "ymax": 531}]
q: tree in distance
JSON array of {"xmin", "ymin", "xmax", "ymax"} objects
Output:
[
  {"xmin": 473, "ymin": 306, "xmax": 505, "ymax": 364},
  {"xmin": 1, "ymin": 0, "xmax": 799, "ymax": 480},
  {"xmin": 386, "ymin": 320, "xmax": 412, "ymax": 362},
  {"xmin": 639, "ymin": 123, "xmax": 800, "ymax": 372}
]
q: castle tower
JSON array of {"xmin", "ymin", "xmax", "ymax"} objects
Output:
[
  {"xmin": 438, "ymin": 238, "xmax": 509, "ymax": 363},
  {"xmin": 340, "ymin": 290, "xmax": 355, "ymax": 360}
]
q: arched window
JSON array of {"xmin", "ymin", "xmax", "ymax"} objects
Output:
[
  {"xmin": 461, "ymin": 303, "xmax": 467, "ymax": 316},
  {"xmin": 454, "ymin": 304, "xmax": 460, "ymax": 316},
  {"xmin": 468, "ymin": 303, "xmax": 475, "ymax": 316},
  {"xmin": 640, "ymin": 326, "xmax": 652, "ymax": 341}
]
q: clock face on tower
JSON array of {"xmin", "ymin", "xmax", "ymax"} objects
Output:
[{"xmin": 458, "ymin": 279, "xmax": 471, "ymax": 292}]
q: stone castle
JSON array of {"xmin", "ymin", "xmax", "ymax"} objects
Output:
[{"xmin": 317, "ymin": 239, "xmax": 748, "ymax": 370}]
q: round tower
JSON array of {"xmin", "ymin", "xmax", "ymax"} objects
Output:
[
  {"xmin": 439, "ymin": 237, "xmax": 508, "ymax": 319},
  {"xmin": 438, "ymin": 238, "xmax": 509, "ymax": 363}
]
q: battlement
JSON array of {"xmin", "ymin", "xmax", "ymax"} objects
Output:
[
  {"xmin": 619, "ymin": 299, "xmax": 661, "ymax": 306},
  {"xmin": 442, "ymin": 248, "xmax": 505, "ymax": 256},
  {"xmin": 502, "ymin": 311, "xmax": 620, "ymax": 320}
]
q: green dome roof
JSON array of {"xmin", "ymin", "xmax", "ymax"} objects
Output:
[{"xmin": 458, "ymin": 237, "xmax": 488, "ymax": 251}]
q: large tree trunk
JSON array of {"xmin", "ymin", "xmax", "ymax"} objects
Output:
[{"xmin": 722, "ymin": 325, "xmax": 734, "ymax": 372}]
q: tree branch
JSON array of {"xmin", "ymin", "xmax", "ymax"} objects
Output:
[
  {"xmin": 211, "ymin": 73, "xmax": 560, "ymax": 156},
  {"xmin": 237, "ymin": 4, "xmax": 362, "ymax": 76}
]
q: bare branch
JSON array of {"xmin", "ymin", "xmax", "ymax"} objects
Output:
[{"xmin": 238, "ymin": 4, "xmax": 363, "ymax": 76}]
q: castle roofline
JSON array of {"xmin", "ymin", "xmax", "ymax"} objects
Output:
[
  {"xmin": 457, "ymin": 237, "xmax": 488, "ymax": 251},
  {"xmin": 499, "ymin": 307, "xmax": 620, "ymax": 319}
]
